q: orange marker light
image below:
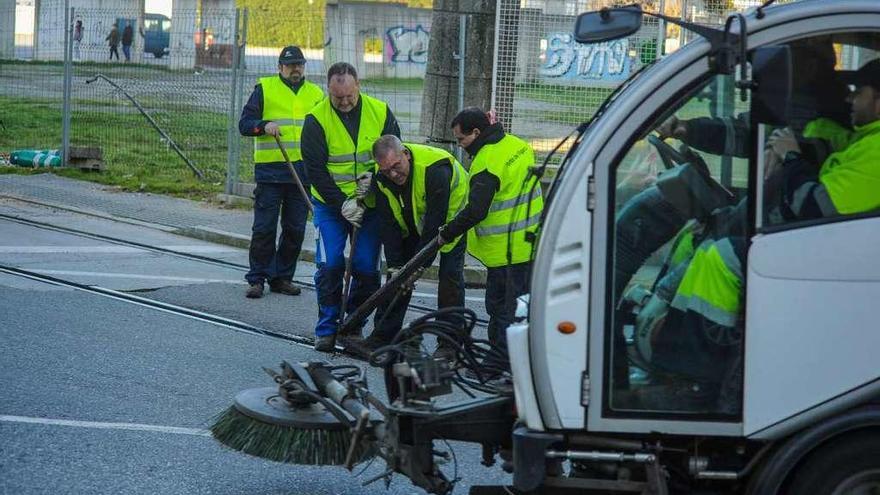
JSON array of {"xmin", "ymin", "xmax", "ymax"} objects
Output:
[{"xmin": 557, "ymin": 321, "xmax": 576, "ymax": 334}]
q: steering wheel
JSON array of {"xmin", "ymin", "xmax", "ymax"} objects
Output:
[{"xmin": 647, "ymin": 134, "xmax": 689, "ymax": 170}]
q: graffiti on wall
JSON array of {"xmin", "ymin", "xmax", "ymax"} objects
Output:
[
  {"xmin": 385, "ymin": 25, "xmax": 429, "ymax": 64},
  {"xmin": 540, "ymin": 33, "xmax": 633, "ymax": 83}
]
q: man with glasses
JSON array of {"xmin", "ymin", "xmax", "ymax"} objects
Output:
[
  {"xmin": 351, "ymin": 135, "xmax": 468, "ymax": 355},
  {"xmin": 239, "ymin": 46, "xmax": 323, "ymax": 299},
  {"xmin": 439, "ymin": 107, "xmax": 544, "ymax": 368},
  {"xmin": 301, "ymin": 62, "xmax": 401, "ymax": 352}
]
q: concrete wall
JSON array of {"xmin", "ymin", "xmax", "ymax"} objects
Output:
[
  {"xmin": 324, "ymin": 0, "xmax": 432, "ymax": 79},
  {"xmin": 24, "ymin": 0, "xmax": 234, "ymax": 68}
]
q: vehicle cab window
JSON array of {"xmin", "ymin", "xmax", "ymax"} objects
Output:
[
  {"xmin": 759, "ymin": 34, "xmax": 880, "ymax": 229},
  {"xmin": 608, "ymin": 71, "xmax": 751, "ymax": 416}
]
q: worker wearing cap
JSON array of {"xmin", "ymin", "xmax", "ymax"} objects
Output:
[
  {"xmin": 239, "ymin": 46, "xmax": 324, "ymax": 299},
  {"xmin": 301, "ymin": 62, "xmax": 401, "ymax": 352},
  {"xmin": 768, "ymin": 58, "xmax": 880, "ymax": 218},
  {"xmin": 353, "ymin": 135, "xmax": 468, "ymax": 354},
  {"xmin": 440, "ymin": 107, "xmax": 544, "ymax": 364}
]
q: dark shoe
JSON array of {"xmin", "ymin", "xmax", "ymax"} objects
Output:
[
  {"xmin": 337, "ymin": 326, "xmax": 363, "ymax": 344},
  {"xmin": 269, "ymin": 280, "xmax": 301, "ymax": 296},
  {"xmin": 346, "ymin": 334, "xmax": 392, "ymax": 360},
  {"xmin": 314, "ymin": 334, "xmax": 336, "ymax": 352},
  {"xmin": 245, "ymin": 283, "xmax": 264, "ymax": 299}
]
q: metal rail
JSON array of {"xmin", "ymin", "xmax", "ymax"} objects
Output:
[
  {"xmin": 0, "ymin": 263, "xmax": 369, "ymax": 355},
  {"xmin": 0, "ymin": 213, "xmax": 488, "ymax": 326}
]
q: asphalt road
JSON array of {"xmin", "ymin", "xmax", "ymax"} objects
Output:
[{"xmin": 0, "ymin": 200, "xmax": 508, "ymax": 495}]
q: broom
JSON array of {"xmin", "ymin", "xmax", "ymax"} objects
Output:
[{"xmin": 210, "ymin": 361, "xmax": 375, "ymax": 466}]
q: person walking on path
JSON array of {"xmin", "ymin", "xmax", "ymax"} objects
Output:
[
  {"xmin": 351, "ymin": 135, "xmax": 469, "ymax": 356},
  {"xmin": 439, "ymin": 107, "xmax": 544, "ymax": 368},
  {"xmin": 106, "ymin": 24, "xmax": 120, "ymax": 61},
  {"xmin": 121, "ymin": 24, "xmax": 133, "ymax": 62},
  {"xmin": 238, "ymin": 46, "xmax": 324, "ymax": 299},
  {"xmin": 301, "ymin": 62, "xmax": 401, "ymax": 352},
  {"xmin": 73, "ymin": 20, "xmax": 83, "ymax": 61}
]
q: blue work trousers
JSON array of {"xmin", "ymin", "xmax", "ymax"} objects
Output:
[
  {"xmin": 313, "ymin": 201, "xmax": 382, "ymax": 337},
  {"xmin": 246, "ymin": 179, "xmax": 309, "ymax": 285}
]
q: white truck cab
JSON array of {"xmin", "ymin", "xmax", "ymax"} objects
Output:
[{"xmin": 508, "ymin": 0, "xmax": 880, "ymax": 492}]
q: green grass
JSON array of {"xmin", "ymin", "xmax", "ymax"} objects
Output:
[
  {"xmin": 0, "ymin": 95, "xmax": 228, "ymax": 200},
  {"xmin": 517, "ymin": 83, "xmax": 614, "ymax": 111}
]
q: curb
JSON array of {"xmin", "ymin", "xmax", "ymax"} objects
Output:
[{"xmin": 1, "ymin": 193, "xmax": 489, "ymax": 286}]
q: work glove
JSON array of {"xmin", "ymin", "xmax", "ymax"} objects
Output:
[
  {"xmin": 767, "ymin": 127, "xmax": 800, "ymax": 160},
  {"xmin": 386, "ymin": 266, "xmax": 402, "ymax": 281},
  {"xmin": 437, "ymin": 225, "xmax": 452, "ymax": 246},
  {"xmin": 355, "ymin": 171, "xmax": 373, "ymax": 200},
  {"xmin": 341, "ymin": 198, "xmax": 365, "ymax": 228},
  {"xmin": 656, "ymin": 115, "xmax": 687, "ymax": 141}
]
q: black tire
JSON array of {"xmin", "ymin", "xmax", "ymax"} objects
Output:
[
  {"xmin": 787, "ymin": 431, "xmax": 880, "ymax": 495},
  {"xmin": 154, "ymin": 52, "xmax": 164, "ymax": 59}
]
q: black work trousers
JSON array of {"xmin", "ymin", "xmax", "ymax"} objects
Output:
[
  {"xmin": 485, "ymin": 262, "xmax": 531, "ymax": 354},
  {"xmin": 246, "ymin": 181, "xmax": 308, "ymax": 285},
  {"xmin": 371, "ymin": 238, "xmax": 466, "ymax": 342}
]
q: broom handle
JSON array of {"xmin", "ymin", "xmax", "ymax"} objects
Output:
[
  {"xmin": 339, "ymin": 236, "xmax": 440, "ymax": 335},
  {"xmin": 338, "ymin": 227, "xmax": 359, "ymax": 330},
  {"xmin": 273, "ymin": 134, "xmax": 313, "ymax": 214}
]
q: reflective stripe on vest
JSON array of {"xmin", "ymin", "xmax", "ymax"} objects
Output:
[
  {"xmin": 671, "ymin": 237, "xmax": 742, "ymax": 328},
  {"xmin": 308, "ymin": 93, "xmax": 387, "ymax": 205},
  {"xmin": 253, "ymin": 77, "xmax": 324, "ymax": 164},
  {"xmin": 466, "ymin": 133, "xmax": 544, "ymax": 268},
  {"xmin": 376, "ymin": 144, "xmax": 469, "ymax": 253}
]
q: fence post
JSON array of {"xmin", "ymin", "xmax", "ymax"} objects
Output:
[
  {"xmin": 61, "ymin": 3, "xmax": 73, "ymax": 166},
  {"xmin": 235, "ymin": 8, "xmax": 249, "ymax": 187},
  {"xmin": 656, "ymin": 0, "xmax": 666, "ymax": 58},
  {"xmin": 225, "ymin": 8, "xmax": 241, "ymax": 195},
  {"xmin": 455, "ymin": 13, "xmax": 467, "ymax": 163}
]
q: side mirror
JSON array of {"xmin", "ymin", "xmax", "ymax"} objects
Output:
[
  {"xmin": 750, "ymin": 45, "xmax": 792, "ymax": 125},
  {"xmin": 574, "ymin": 4, "xmax": 642, "ymax": 44}
]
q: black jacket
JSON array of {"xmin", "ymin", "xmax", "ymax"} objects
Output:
[
  {"xmin": 441, "ymin": 123, "xmax": 505, "ymax": 240},
  {"xmin": 301, "ymin": 96, "xmax": 400, "ymax": 208},
  {"xmin": 375, "ymin": 154, "xmax": 452, "ymax": 266}
]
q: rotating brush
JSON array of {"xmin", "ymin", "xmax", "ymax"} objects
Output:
[{"xmin": 210, "ymin": 361, "xmax": 375, "ymax": 466}]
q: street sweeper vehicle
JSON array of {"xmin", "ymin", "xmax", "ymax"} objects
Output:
[{"xmin": 211, "ymin": 1, "xmax": 880, "ymax": 493}]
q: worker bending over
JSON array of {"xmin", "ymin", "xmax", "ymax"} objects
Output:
[{"xmin": 349, "ymin": 136, "xmax": 469, "ymax": 356}]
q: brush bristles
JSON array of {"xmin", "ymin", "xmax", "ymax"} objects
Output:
[{"xmin": 210, "ymin": 406, "xmax": 375, "ymax": 465}]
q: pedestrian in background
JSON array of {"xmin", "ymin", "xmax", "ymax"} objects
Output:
[
  {"xmin": 106, "ymin": 24, "xmax": 119, "ymax": 61},
  {"xmin": 73, "ymin": 20, "xmax": 83, "ymax": 61},
  {"xmin": 238, "ymin": 46, "xmax": 324, "ymax": 299},
  {"xmin": 301, "ymin": 62, "xmax": 401, "ymax": 352},
  {"xmin": 122, "ymin": 24, "xmax": 133, "ymax": 62}
]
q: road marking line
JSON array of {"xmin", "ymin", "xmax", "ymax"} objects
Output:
[
  {"xmin": 0, "ymin": 414, "xmax": 211, "ymax": 437},
  {"xmin": 411, "ymin": 291, "xmax": 484, "ymax": 302},
  {"xmin": 0, "ymin": 245, "xmax": 239, "ymax": 254},
  {"xmin": 32, "ymin": 269, "xmax": 243, "ymax": 284}
]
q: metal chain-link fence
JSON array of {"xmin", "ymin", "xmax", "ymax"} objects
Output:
[{"xmin": 3, "ymin": 0, "xmax": 867, "ymax": 195}]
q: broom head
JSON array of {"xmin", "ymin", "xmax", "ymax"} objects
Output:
[{"xmin": 210, "ymin": 387, "xmax": 374, "ymax": 465}]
